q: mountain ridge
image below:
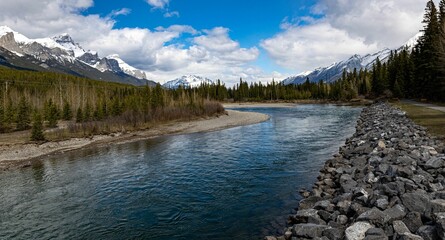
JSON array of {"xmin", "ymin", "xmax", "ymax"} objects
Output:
[
  {"xmin": 0, "ymin": 26, "xmax": 155, "ymax": 86},
  {"xmin": 282, "ymin": 32, "xmax": 422, "ymax": 85},
  {"xmin": 163, "ymin": 75, "xmax": 214, "ymax": 89}
]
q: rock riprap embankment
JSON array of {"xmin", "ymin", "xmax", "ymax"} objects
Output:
[{"xmin": 266, "ymin": 102, "xmax": 445, "ymax": 240}]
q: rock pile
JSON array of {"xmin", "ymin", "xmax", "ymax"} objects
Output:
[{"xmin": 266, "ymin": 102, "xmax": 445, "ymax": 240}]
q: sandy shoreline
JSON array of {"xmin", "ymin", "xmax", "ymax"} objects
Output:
[{"xmin": 0, "ymin": 110, "xmax": 270, "ymax": 170}]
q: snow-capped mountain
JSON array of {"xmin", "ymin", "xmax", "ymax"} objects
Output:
[
  {"xmin": 0, "ymin": 25, "xmax": 154, "ymax": 86},
  {"xmin": 163, "ymin": 75, "xmax": 214, "ymax": 89},
  {"xmin": 282, "ymin": 33, "xmax": 422, "ymax": 85},
  {"xmin": 107, "ymin": 54, "xmax": 147, "ymax": 80}
]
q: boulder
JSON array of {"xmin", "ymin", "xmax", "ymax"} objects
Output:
[
  {"xmin": 401, "ymin": 192, "xmax": 431, "ymax": 215},
  {"xmin": 345, "ymin": 222, "xmax": 374, "ymax": 240},
  {"xmin": 402, "ymin": 212, "xmax": 423, "ymax": 233},
  {"xmin": 292, "ymin": 223, "xmax": 331, "ymax": 239},
  {"xmin": 322, "ymin": 228, "xmax": 344, "ymax": 240},
  {"xmin": 357, "ymin": 208, "xmax": 387, "ymax": 226},
  {"xmin": 425, "ymin": 157, "xmax": 443, "ymax": 169},
  {"xmin": 383, "ymin": 204, "xmax": 406, "ymax": 222},
  {"xmin": 393, "ymin": 220, "xmax": 410, "ymax": 235},
  {"xmin": 416, "ymin": 225, "xmax": 438, "ymax": 240}
]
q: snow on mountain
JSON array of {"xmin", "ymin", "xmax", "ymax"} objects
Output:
[
  {"xmin": 0, "ymin": 25, "xmax": 154, "ymax": 86},
  {"xmin": 0, "ymin": 26, "xmax": 32, "ymax": 44},
  {"xmin": 282, "ymin": 33, "xmax": 423, "ymax": 85},
  {"xmin": 163, "ymin": 75, "xmax": 214, "ymax": 89},
  {"xmin": 107, "ymin": 54, "xmax": 147, "ymax": 80},
  {"xmin": 52, "ymin": 33, "xmax": 87, "ymax": 58}
]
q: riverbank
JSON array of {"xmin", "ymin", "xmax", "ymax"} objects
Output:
[
  {"xmin": 224, "ymin": 99, "xmax": 372, "ymax": 109},
  {"xmin": 266, "ymin": 102, "xmax": 445, "ymax": 240},
  {"xmin": 0, "ymin": 109, "xmax": 270, "ymax": 170}
]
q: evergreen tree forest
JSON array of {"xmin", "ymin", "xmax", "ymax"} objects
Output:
[{"xmin": 0, "ymin": 67, "xmax": 224, "ymax": 136}]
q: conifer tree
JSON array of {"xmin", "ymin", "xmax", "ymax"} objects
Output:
[
  {"xmin": 62, "ymin": 100, "xmax": 73, "ymax": 120},
  {"xmin": 76, "ymin": 107, "xmax": 83, "ymax": 123},
  {"xmin": 417, "ymin": 0, "xmax": 442, "ymax": 99},
  {"xmin": 16, "ymin": 96, "xmax": 30, "ymax": 131},
  {"xmin": 31, "ymin": 112, "xmax": 45, "ymax": 141}
]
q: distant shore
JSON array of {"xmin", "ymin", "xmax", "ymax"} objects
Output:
[{"xmin": 0, "ymin": 109, "xmax": 270, "ymax": 170}]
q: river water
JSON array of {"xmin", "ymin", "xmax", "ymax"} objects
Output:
[{"xmin": 0, "ymin": 105, "xmax": 361, "ymax": 240}]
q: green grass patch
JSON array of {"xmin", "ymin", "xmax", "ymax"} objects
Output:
[{"xmin": 393, "ymin": 102, "xmax": 445, "ymax": 139}]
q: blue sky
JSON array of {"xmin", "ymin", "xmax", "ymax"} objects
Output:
[{"xmin": 0, "ymin": 0, "xmax": 429, "ymax": 85}]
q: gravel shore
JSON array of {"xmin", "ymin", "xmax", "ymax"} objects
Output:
[
  {"xmin": 0, "ymin": 109, "xmax": 269, "ymax": 170},
  {"xmin": 266, "ymin": 102, "xmax": 445, "ymax": 240}
]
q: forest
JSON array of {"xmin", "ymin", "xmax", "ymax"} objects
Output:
[{"xmin": 0, "ymin": 68, "xmax": 224, "ymax": 140}]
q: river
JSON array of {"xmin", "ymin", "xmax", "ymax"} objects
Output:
[{"xmin": 0, "ymin": 104, "xmax": 361, "ymax": 239}]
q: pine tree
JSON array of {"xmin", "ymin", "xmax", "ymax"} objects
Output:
[
  {"xmin": 46, "ymin": 100, "xmax": 59, "ymax": 128},
  {"xmin": 76, "ymin": 107, "xmax": 83, "ymax": 123},
  {"xmin": 16, "ymin": 97, "xmax": 31, "ymax": 131},
  {"xmin": 417, "ymin": 0, "xmax": 442, "ymax": 99},
  {"xmin": 30, "ymin": 112, "xmax": 45, "ymax": 141},
  {"xmin": 62, "ymin": 100, "xmax": 73, "ymax": 120}
]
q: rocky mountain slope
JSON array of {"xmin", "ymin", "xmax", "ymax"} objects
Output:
[
  {"xmin": 0, "ymin": 26, "xmax": 155, "ymax": 86},
  {"xmin": 282, "ymin": 33, "xmax": 422, "ymax": 85}
]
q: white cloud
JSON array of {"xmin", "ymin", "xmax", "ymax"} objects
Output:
[
  {"xmin": 164, "ymin": 11, "xmax": 179, "ymax": 18},
  {"xmin": 108, "ymin": 8, "xmax": 131, "ymax": 17},
  {"xmin": 0, "ymin": 0, "xmax": 263, "ymax": 86},
  {"xmin": 146, "ymin": 0, "xmax": 169, "ymax": 9},
  {"xmin": 262, "ymin": 0, "xmax": 428, "ymax": 73},
  {"xmin": 261, "ymin": 22, "xmax": 379, "ymax": 71}
]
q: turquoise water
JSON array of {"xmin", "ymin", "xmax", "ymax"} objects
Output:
[{"xmin": 0, "ymin": 105, "xmax": 361, "ymax": 239}]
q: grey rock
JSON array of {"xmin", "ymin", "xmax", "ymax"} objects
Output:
[
  {"xmin": 431, "ymin": 199, "xmax": 445, "ymax": 213},
  {"xmin": 357, "ymin": 208, "xmax": 387, "ymax": 227},
  {"xmin": 402, "ymin": 212, "xmax": 423, "ymax": 233},
  {"xmin": 299, "ymin": 196, "xmax": 323, "ymax": 210},
  {"xmin": 434, "ymin": 212, "xmax": 445, "ymax": 240},
  {"xmin": 376, "ymin": 198, "xmax": 389, "ymax": 210},
  {"xmin": 322, "ymin": 228, "xmax": 344, "ymax": 240},
  {"xmin": 416, "ymin": 225, "xmax": 438, "ymax": 240},
  {"xmin": 425, "ymin": 157, "xmax": 443, "ymax": 169},
  {"xmin": 292, "ymin": 209, "xmax": 319, "ymax": 224},
  {"xmin": 345, "ymin": 221, "xmax": 374, "ymax": 240},
  {"xmin": 393, "ymin": 220, "xmax": 410, "ymax": 235},
  {"xmin": 401, "ymin": 192, "xmax": 431, "ymax": 215},
  {"xmin": 399, "ymin": 233, "xmax": 424, "ymax": 240},
  {"xmin": 383, "ymin": 204, "xmax": 407, "ymax": 222},
  {"xmin": 337, "ymin": 215, "xmax": 348, "ymax": 225},
  {"xmin": 292, "ymin": 223, "xmax": 331, "ymax": 239},
  {"xmin": 365, "ymin": 227, "xmax": 386, "ymax": 236}
]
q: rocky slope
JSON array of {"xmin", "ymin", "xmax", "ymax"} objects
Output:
[
  {"xmin": 0, "ymin": 26, "xmax": 155, "ymax": 86},
  {"xmin": 266, "ymin": 102, "xmax": 445, "ymax": 240}
]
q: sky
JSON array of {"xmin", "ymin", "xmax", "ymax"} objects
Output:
[{"xmin": 0, "ymin": 0, "xmax": 430, "ymax": 85}]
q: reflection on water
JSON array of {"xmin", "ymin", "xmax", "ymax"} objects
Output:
[{"xmin": 0, "ymin": 105, "xmax": 361, "ymax": 240}]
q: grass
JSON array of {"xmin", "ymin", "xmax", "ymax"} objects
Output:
[{"xmin": 393, "ymin": 101, "xmax": 445, "ymax": 139}]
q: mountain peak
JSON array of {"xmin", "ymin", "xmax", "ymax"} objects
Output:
[
  {"xmin": 52, "ymin": 33, "xmax": 75, "ymax": 44},
  {"xmin": 163, "ymin": 75, "xmax": 214, "ymax": 89}
]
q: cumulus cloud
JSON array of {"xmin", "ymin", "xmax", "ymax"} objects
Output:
[
  {"xmin": 0, "ymin": 0, "xmax": 263, "ymax": 86},
  {"xmin": 262, "ymin": 0, "xmax": 428, "ymax": 73}
]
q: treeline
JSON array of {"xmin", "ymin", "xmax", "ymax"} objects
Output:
[
  {"xmin": 369, "ymin": 0, "xmax": 445, "ymax": 101},
  {"xmin": 0, "ymin": 67, "xmax": 224, "ymax": 138},
  {"xmin": 193, "ymin": 74, "xmax": 369, "ymax": 102}
]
